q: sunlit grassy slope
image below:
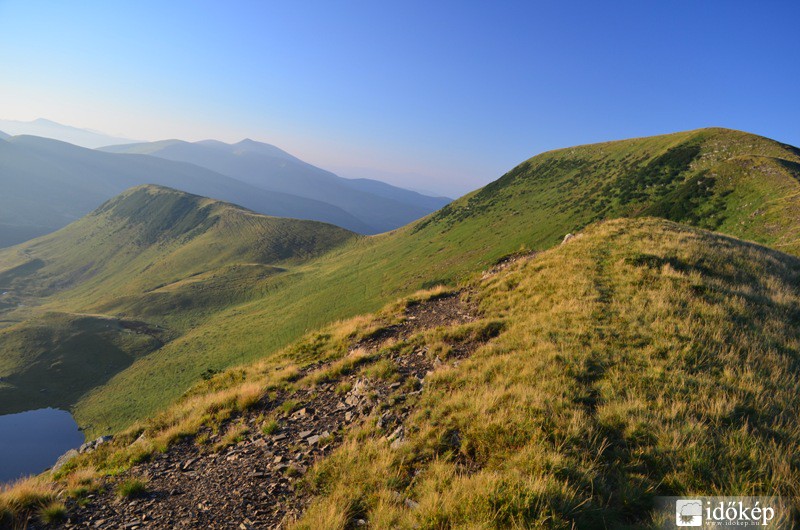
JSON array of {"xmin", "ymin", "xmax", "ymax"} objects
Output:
[
  {"xmin": 14, "ymin": 217, "xmax": 799, "ymax": 529},
  {"xmin": 293, "ymin": 217, "xmax": 800, "ymax": 528},
  {"xmin": 2, "ymin": 127, "xmax": 799, "ymax": 436},
  {"xmin": 72, "ymin": 127, "xmax": 800, "ymax": 435},
  {"xmin": 0, "ymin": 185, "xmax": 355, "ymax": 415}
]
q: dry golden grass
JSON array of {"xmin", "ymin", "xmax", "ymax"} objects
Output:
[
  {"xmin": 293, "ymin": 218, "xmax": 800, "ymax": 529},
  {"xmin": 9, "ymin": 220, "xmax": 800, "ymax": 528},
  {"xmin": 213, "ymin": 421, "xmax": 250, "ymax": 452},
  {"xmin": 0, "ymin": 475, "xmax": 59, "ymax": 528},
  {"xmin": 17, "ymin": 285, "xmax": 453, "ymax": 522}
]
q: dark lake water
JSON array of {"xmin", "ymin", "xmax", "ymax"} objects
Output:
[{"xmin": 0, "ymin": 408, "xmax": 84, "ymax": 484}]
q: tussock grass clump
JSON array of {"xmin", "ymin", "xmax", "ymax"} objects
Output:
[
  {"xmin": 116, "ymin": 477, "xmax": 148, "ymax": 499},
  {"xmin": 0, "ymin": 476, "xmax": 59, "ymax": 527},
  {"xmin": 262, "ymin": 419, "xmax": 281, "ymax": 435},
  {"xmin": 279, "ymin": 399, "xmax": 302, "ymax": 415},
  {"xmin": 213, "ymin": 422, "xmax": 250, "ymax": 452},
  {"xmin": 65, "ymin": 466, "xmax": 102, "ymax": 503},
  {"xmin": 300, "ymin": 346, "xmax": 378, "ymax": 387},
  {"xmin": 38, "ymin": 500, "xmax": 67, "ymax": 523},
  {"xmin": 362, "ymin": 358, "xmax": 397, "ymax": 380},
  {"xmin": 335, "ymin": 381, "xmax": 353, "ymax": 395}
]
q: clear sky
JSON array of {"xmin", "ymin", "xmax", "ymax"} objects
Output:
[{"xmin": 1, "ymin": 1, "xmax": 798, "ymax": 196}]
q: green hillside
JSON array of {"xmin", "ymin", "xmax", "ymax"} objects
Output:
[
  {"xmin": 0, "ymin": 134, "xmax": 373, "ymax": 246},
  {"xmin": 3, "ymin": 127, "xmax": 800, "ymax": 437},
  {"xmin": 0, "ymin": 185, "xmax": 356, "ymax": 415},
  {"xmin": 292, "ymin": 217, "xmax": 800, "ymax": 528},
  {"xmin": 6, "ymin": 217, "xmax": 798, "ymax": 528},
  {"xmin": 72, "ymin": 127, "xmax": 800, "ymax": 435}
]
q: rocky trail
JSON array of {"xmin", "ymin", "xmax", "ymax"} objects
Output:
[{"xmin": 44, "ymin": 293, "xmax": 483, "ymax": 529}]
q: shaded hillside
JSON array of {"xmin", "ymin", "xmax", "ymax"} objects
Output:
[
  {"xmin": 0, "ymin": 185, "xmax": 356, "ymax": 415},
  {"xmin": 0, "ymin": 135, "xmax": 372, "ymax": 247},
  {"xmin": 102, "ymin": 138, "xmax": 452, "ymax": 232},
  {"xmin": 5, "ymin": 218, "xmax": 798, "ymax": 528}
]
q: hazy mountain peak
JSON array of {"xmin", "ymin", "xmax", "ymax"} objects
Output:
[
  {"xmin": 0, "ymin": 117, "xmax": 136, "ymax": 148},
  {"xmin": 194, "ymin": 139, "xmax": 229, "ymax": 148},
  {"xmin": 102, "ymin": 137, "xmax": 451, "ymax": 233}
]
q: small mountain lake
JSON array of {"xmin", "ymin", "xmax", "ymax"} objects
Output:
[{"xmin": 0, "ymin": 408, "xmax": 84, "ymax": 484}]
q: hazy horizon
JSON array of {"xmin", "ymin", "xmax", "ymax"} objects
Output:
[
  {"xmin": 2, "ymin": 1, "xmax": 799, "ymax": 197},
  {"xmin": 0, "ymin": 116, "xmax": 460, "ymax": 197}
]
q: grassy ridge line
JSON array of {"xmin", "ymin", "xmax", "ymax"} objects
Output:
[
  {"xmin": 0, "ymin": 185, "xmax": 357, "ymax": 418},
  {"xmin": 6, "ymin": 218, "xmax": 799, "ymax": 528},
  {"xmin": 295, "ymin": 218, "xmax": 800, "ymax": 528},
  {"xmin": 75, "ymin": 127, "xmax": 800, "ymax": 435},
  {"xmin": 7, "ymin": 186, "xmax": 356, "ymax": 314}
]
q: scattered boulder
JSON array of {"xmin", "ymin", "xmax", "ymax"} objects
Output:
[
  {"xmin": 52, "ymin": 448, "xmax": 79, "ymax": 473},
  {"xmin": 80, "ymin": 435, "xmax": 114, "ymax": 453},
  {"xmin": 562, "ymin": 233, "xmax": 575, "ymax": 244},
  {"xmin": 388, "ymin": 426, "xmax": 405, "ymax": 449}
]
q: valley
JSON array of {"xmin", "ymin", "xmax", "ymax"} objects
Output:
[{"xmin": 2, "ymin": 127, "xmax": 800, "ymax": 528}]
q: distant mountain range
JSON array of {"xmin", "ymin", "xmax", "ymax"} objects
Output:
[
  {"xmin": 101, "ymin": 138, "xmax": 451, "ymax": 232},
  {"xmin": 0, "ymin": 118, "xmax": 135, "ymax": 148},
  {"xmin": 0, "ymin": 123, "xmax": 450, "ymax": 247}
]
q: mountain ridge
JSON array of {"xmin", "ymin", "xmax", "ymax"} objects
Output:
[
  {"xmin": 0, "ymin": 131, "xmax": 450, "ymax": 247},
  {"xmin": 3, "ymin": 126, "xmax": 800, "ymax": 527},
  {"xmin": 101, "ymin": 137, "xmax": 452, "ymax": 232},
  {"xmin": 0, "ymin": 118, "xmax": 135, "ymax": 148},
  {"xmin": 0, "ymin": 134, "xmax": 375, "ymax": 246},
  {"xmin": 0, "ymin": 184, "xmax": 356, "ymax": 415},
  {"xmin": 2, "ymin": 127, "xmax": 799, "ymax": 436}
]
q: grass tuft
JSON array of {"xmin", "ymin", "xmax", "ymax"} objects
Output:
[
  {"xmin": 116, "ymin": 477, "xmax": 148, "ymax": 499},
  {"xmin": 0, "ymin": 476, "xmax": 59, "ymax": 527},
  {"xmin": 262, "ymin": 419, "xmax": 280, "ymax": 436},
  {"xmin": 38, "ymin": 500, "xmax": 67, "ymax": 524}
]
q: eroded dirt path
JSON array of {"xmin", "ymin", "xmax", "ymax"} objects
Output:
[{"xmin": 51, "ymin": 293, "xmax": 486, "ymax": 529}]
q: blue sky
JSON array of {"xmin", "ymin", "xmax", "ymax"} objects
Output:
[{"xmin": 1, "ymin": 1, "xmax": 798, "ymax": 196}]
